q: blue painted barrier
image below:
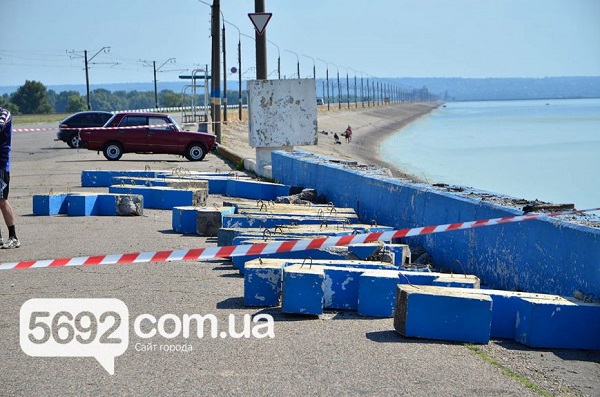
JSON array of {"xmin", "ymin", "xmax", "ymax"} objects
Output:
[
  {"xmin": 32, "ymin": 194, "xmax": 68, "ymax": 215},
  {"xmin": 225, "ymin": 179, "xmax": 291, "ymax": 201},
  {"xmin": 244, "ymin": 259, "xmax": 284, "ymax": 307},
  {"xmin": 172, "ymin": 206, "xmax": 236, "ymax": 234},
  {"xmin": 109, "ymin": 185, "xmax": 203, "ymax": 210},
  {"xmin": 81, "ymin": 170, "xmax": 161, "ymax": 187},
  {"xmin": 515, "ymin": 297, "xmax": 600, "ymax": 350},
  {"xmin": 222, "ymin": 214, "xmax": 354, "ymax": 229},
  {"xmin": 271, "ymin": 150, "xmax": 600, "ymax": 299},
  {"xmin": 281, "ymin": 265, "xmax": 324, "ymax": 315},
  {"xmin": 394, "ymin": 285, "xmax": 493, "ymax": 344},
  {"xmin": 33, "ymin": 193, "xmax": 142, "ymax": 217}
]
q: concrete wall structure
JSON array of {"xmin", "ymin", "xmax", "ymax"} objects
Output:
[{"xmin": 271, "ymin": 150, "xmax": 600, "ymax": 298}]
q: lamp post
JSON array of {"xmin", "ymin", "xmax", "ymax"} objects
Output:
[
  {"xmin": 350, "ymin": 68, "xmax": 359, "ymax": 108},
  {"xmin": 317, "ymin": 58, "xmax": 330, "ymax": 110},
  {"xmin": 302, "ymin": 54, "xmax": 315, "ymax": 79},
  {"xmin": 267, "ymin": 39, "xmax": 281, "ymax": 79},
  {"xmin": 338, "ymin": 65, "xmax": 350, "ymax": 109},
  {"xmin": 331, "ymin": 63, "xmax": 341, "ymax": 109},
  {"xmin": 285, "ymin": 49, "xmax": 300, "ymax": 79},
  {"xmin": 224, "ymin": 20, "xmax": 242, "ymax": 120}
]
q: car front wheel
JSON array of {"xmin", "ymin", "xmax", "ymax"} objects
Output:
[
  {"xmin": 67, "ymin": 133, "xmax": 81, "ymax": 149},
  {"xmin": 185, "ymin": 143, "xmax": 206, "ymax": 161},
  {"xmin": 103, "ymin": 142, "xmax": 123, "ymax": 161}
]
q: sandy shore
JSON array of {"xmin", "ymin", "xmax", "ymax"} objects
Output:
[{"xmin": 218, "ymin": 102, "xmax": 441, "ymax": 180}]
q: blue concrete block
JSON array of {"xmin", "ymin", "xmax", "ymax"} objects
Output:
[
  {"xmin": 432, "ymin": 274, "xmax": 480, "ymax": 289},
  {"xmin": 109, "ymin": 186, "xmax": 153, "ymax": 207},
  {"xmin": 244, "ymin": 259, "xmax": 284, "ymax": 307},
  {"xmin": 110, "ymin": 185, "xmax": 201, "ymax": 210},
  {"xmin": 151, "ymin": 188, "xmax": 192, "ymax": 210},
  {"xmin": 323, "ymin": 268, "xmax": 361, "ymax": 310},
  {"xmin": 232, "ymin": 248, "xmax": 348, "ymax": 274},
  {"xmin": 32, "ymin": 194, "xmax": 68, "ymax": 215},
  {"xmin": 281, "ymin": 265, "xmax": 324, "ymax": 315},
  {"xmin": 172, "ymin": 207, "xmax": 198, "ymax": 233},
  {"xmin": 222, "ymin": 214, "xmax": 352, "ymax": 229},
  {"xmin": 81, "ymin": 170, "xmax": 159, "ymax": 187},
  {"xmin": 400, "ymin": 287, "xmax": 564, "ymax": 340},
  {"xmin": 394, "ymin": 285, "xmax": 493, "ymax": 344},
  {"xmin": 67, "ymin": 194, "xmax": 98, "ymax": 216},
  {"xmin": 515, "ymin": 297, "xmax": 600, "ymax": 350},
  {"xmin": 226, "ymin": 179, "xmax": 290, "ymax": 201},
  {"xmin": 112, "ymin": 176, "xmax": 169, "ymax": 187},
  {"xmin": 206, "ymin": 178, "xmax": 228, "ymax": 194},
  {"xmin": 387, "ymin": 244, "xmax": 411, "ymax": 266},
  {"xmin": 347, "ymin": 244, "xmax": 380, "ymax": 260},
  {"xmin": 358, "ymin": 270, "xmax": 403, "ymax": 318}
]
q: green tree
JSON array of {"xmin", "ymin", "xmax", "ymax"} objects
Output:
[
  {"xmin": 52, "ymin": 90, "xmax": 84, "ymax": 113},
  {"xmin": 160, "ymin": 90, "xmax": 183, "ymax": 108},
  {"xmin": 65, "ymin": 95, "xmax": 87, "ymax": 112},
  {"xmin": 10, "ymin": 80, "xmax": 54, "ymax": 114},
  {"xmin": 0, "ymin": 96, "xmax": 19, "ymax": 114}
]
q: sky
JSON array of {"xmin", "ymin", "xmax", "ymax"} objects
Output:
[{"xmin": 1, "ymin": 0, "xmax": 599, "ymax": 87}]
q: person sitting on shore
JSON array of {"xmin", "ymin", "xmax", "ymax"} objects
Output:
[
  {"xmin": 333, "ymin": 132, "xmax": 341, "ymax": 145},
  {"xmin": 344, "ymin": 125, "xmax": 352, "ymax": 143}
]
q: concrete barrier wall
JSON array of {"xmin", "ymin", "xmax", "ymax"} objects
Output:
[{"xmin": 271, "ymin": 150, "xmax": 600, "ymax": 298}]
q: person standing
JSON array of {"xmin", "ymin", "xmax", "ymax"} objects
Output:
[
  {"xmin": 0, "ymin": 107, "xmax": 19, "ymax": 248},
  {"xmin": 344, "ymin": 125, "xmax": 353, "ymax": 143}
]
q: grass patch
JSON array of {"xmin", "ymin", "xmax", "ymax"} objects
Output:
[
  {"xmin": 13, "ymin": 113, "xmax": 69, "ymax": 125},
  {"xmin": 465, "ymin": 344, "xmax": 552, "ymax": 397}
]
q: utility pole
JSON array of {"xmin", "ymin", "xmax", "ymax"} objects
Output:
[
  {"xmin": 68, "ymin": 47, "xmax": 112, "ymax": 110},
  {"xmin": 84, "ymin": 51, "xmax": 90, "ymax": 110},
  {"xmin": 222, "ymin": 20, "xmax": 227, "ymax": 124},
  {"xmin": 141, "ymin": 58, "xmax": 175, "ymax": 109},
  {"xmin": 210, "ymin": 0, "xmax": 222, "ymax": 142}
]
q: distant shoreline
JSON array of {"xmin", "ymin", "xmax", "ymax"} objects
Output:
[
  {"xmin": 305, "ymin": 102, "xmax": 442, "ymax": 182},
  {"xmin": 219, "ymin": 102, "xmax": 442, "ymax": 182}
]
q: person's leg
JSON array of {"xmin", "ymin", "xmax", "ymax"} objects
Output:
[
  {"xmin": 0, "ymin": 198, "xmax": 15, "ymax": 228},
  {"xmin": 0, "ymin": 199, "xmax": 19, "ymax": 248}
]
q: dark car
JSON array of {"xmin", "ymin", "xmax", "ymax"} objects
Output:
[
  {"xmin": 57, "ymin": 111, "xmax": 113, "ymax": 148},
  {"xmin": 79, "ymin": 112, "xmax": 216, "ymax": 161}
]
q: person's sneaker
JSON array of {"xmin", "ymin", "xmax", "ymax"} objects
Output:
[{"xmin": 2, "ymin": 237, "xmax": 20, "ymax": 249}]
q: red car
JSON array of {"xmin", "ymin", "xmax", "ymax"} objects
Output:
[{"xmin": 79, "ymin": 112, "xmax": 216, "ymax": 161}]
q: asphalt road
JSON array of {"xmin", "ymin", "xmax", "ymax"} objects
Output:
[{"xmin": 0, "ymin": 123, "xmax": 598, "ymax": 396}]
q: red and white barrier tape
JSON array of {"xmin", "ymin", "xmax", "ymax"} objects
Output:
[
  {"xmin": 14, "ymin": 123, "xmax": 177, "ymax": 133},
  {"xmin": 14, "ymin": 120, "xmax": 244, "ymax": 133},
  {"xmin": 1, "ymin": 207, "xmax": 597, "ymax": 271}
]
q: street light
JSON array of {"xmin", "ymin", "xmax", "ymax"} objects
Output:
[
  {"xmin": 331, "ymin": 62, "xmax": 341, "ymax": 109},
  {"xmin": 302, "ymin": 54, "xmax": 315, "ymax": 79},
  {"xmin": 267, "ymin": 39, "xmax": 281, "ymax": 79},
  {"xmin": 350, "ymin": 68, "xmax": 359, "ymax": 108},
  {"xmin": 285, "ymin": 49, "xmax": 300, "ymax": 79},
  {"xmin": 317, "ymin": 58, "xmax": 330, "ymax": 110},
  {"xmin": 224, "ymin": 20, "xmax": 243, "ymax": 120},
  {"xmin": 337, "ymin": 64, "xmax": 350, "ymax": 109}
]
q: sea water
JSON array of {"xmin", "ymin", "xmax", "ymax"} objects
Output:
[{"xmin": 381, "ymin": 98, "xmax": 600, "ymax": 209}]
